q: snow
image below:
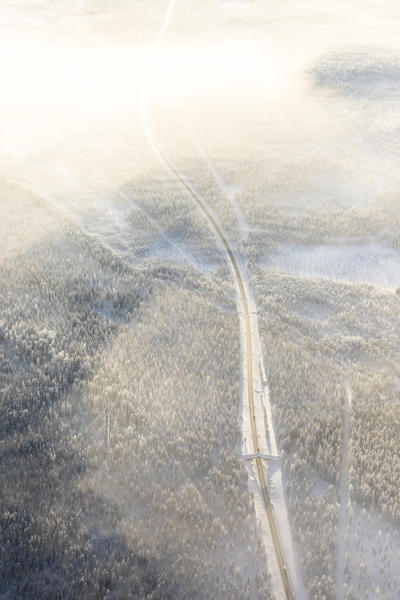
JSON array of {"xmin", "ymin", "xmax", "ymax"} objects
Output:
[
  {"xmin": 183, "ymin": 126, "xmax": 250, "ymax": 241},
  {"xmin": 161, "ymin": 114, "xmax": 306, "ymax": 595},
  {"xmin": 236, "ymin": 264, "xmax": 288, "ymax": 600},
  {"xmin": 313, "ymin": 51, "xmax": 400, "ymax": 100},
  {"xmin": 263, "ymin": 242, "xmax": 400, "ymax": 291},
  {"xmin": 346, "ymin": 504, "xmax": 400, "ymax": 599},
  {"xmin": 244, "ymin": 277, "xmax": 308, "ymax": 599},
  {"xmin": 144, "ymin": 239, "xmax": 218, "ymax": 274},
  {"xmin": 155, "ymin": 0, "xmax": 177, "ymax": 52},
  {"xmin": 0, "ymin": 180, "xmax": 61, "ymax": 261},
  {"xmin": 292, "ymin": 298, "xmax": 333, "ymax": 323},
  {"xmin": 159, "ymin": 169, "xmax": 307, "ymax": 597},
  {"xmin": 17, "ymin": 154, "xmax": 214, "ymax": 275},
  {"xmin": 2, "ymin": 0, "xmax": 399, "ymax": 596},
  {"xmin": 220, "ymin": 0, "xmax": 252, "ymax": 6},
  {"xmin": 310, "ymin": 472, "xmax": 331, "ymax": 500},
  {"xmin": 148, "ymin": 143, "xmax": 296, "ymax": 596},
  {"xmin": 78, "ymin": 160, "xmax": 206, "ymax": 271},
  {"xmin": 336, "ymin": 381, "xmax": 352, "ymax": 600}
]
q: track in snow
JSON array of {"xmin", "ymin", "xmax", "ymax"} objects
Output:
[{"xmin": 336, "ymin": 381, "xmax": 352, "ymax": 599}]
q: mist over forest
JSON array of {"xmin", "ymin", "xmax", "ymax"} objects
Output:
[{"xmin": 1, "ymin": 1, "xmax": 399, "ymax": 599}]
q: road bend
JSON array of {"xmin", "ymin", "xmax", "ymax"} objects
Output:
[{"xmin": 153, "ymin": 145, "xmax": 294, "ymax": 600}]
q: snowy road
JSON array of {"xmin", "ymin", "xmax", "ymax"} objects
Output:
[
  {"xmin": 145, "ymin": 2, "xmax": 299, "ymax": 597},
  {"xmin": 151, "ymin": 141, "xmax": 294, "ymax": 599}
]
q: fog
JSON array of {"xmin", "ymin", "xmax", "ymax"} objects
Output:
[
  {"xmin": 3, "ymin": 1, "xmax": 400, "ymax": 254},
  {"xmin": 1, "ymin": 1, "xmax": 400, "ymax": 599},
  {"xmin": 263, "ymin": 242, "xmax": 400, "ymax": 290}
]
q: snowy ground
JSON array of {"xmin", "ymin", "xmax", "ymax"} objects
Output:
[
  {"xmin": 262, "ymin": 242, "xmax": 400, "ymax": 291},
  {"xmin": 1, "ymin": 0, "xmax": 400, "ymax": 599},
  {"xmin": 336, "ymin": 382, "xmax": 352, "ymax": 599},
  {"xmin": 240, "ymin": 280, "xmax": 307, "ymax": 600},
  {"xmin": 347, "ymin": 503, "xmax": 400, "ymax": 599}
]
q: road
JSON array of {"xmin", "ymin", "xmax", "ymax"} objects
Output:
[{"xmin": 153, "ymin": 146, "xmax": 294, "ymax": 600}]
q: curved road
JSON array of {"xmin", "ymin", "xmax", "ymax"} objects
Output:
[{"xmin": 154, "ymin": 145, "xmax": 294, "ymax": 600}]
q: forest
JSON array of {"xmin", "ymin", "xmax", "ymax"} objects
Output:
[
  {"xmin": 0, "ymin": 197, "xmax": 271, "ymax": 598},
  {"xmin": 2, "ymin": 0, "xmax": 400, "ymax": 599}
]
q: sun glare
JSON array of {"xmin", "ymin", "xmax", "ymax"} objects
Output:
[{"xmin": 0, "ymin": 30, "xmax": 290, "ymax": 156}]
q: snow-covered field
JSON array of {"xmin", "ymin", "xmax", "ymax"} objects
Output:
[
  {"xmin": 1, "ymin": 1, "xmax": 400, "ymax": 599},
  {"xmin": 262, "ymin": 242, "xmax": 400, "ymax": 290}
]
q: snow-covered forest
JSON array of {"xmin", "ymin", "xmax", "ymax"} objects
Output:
[{"xmin": 1, "ymin": 1, "xmax": 400, "ymax": 599}]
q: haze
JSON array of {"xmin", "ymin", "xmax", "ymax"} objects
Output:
[{"xmin": 1, "ymin": 2, "xmax": 399, "ymax": 599}]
